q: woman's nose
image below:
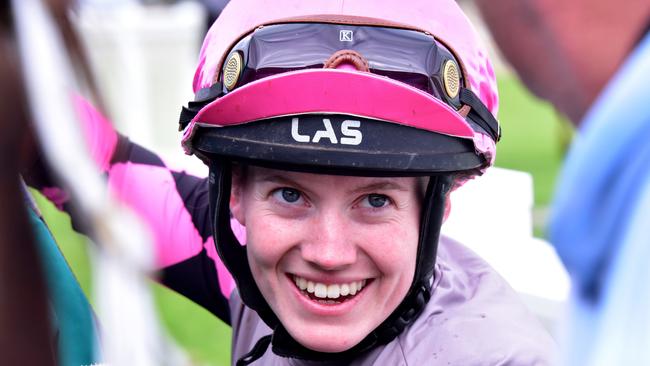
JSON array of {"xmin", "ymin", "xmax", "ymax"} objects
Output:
[{"xmin": 300, "ymin": 208, "xmax": 357, "ymax": 270}]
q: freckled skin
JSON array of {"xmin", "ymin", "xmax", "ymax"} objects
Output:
[{"xmin": 230, "ymin": 167, "xmax": 422, "ymax": 352}]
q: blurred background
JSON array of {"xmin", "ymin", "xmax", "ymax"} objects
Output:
[{"xmin": 33, "ymin": 0, "xmax": 573, "ymax": 364}]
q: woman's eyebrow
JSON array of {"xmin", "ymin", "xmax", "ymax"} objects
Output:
[
  {"xmin": 347, "ymin": 181, "xmax": 409, "ymax": 194},
  {"xmin": 254, "ymin": 174, "xmax": 294, "ymax": 185},
  {"xmin": 254, "ymin": 174, "xmax": 409, "ymax": 194},
  {"xmin": 253, "ymin": 174, "xmax": 311, "ymax": 193}
]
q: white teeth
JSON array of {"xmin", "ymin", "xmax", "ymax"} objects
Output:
[
  {"xmin": 349, "ymin": 282, "xmax": 358, "ymax": 295},
  {"xmin": 327, "ymin": 284, "xmax": 340, "ymax": 299},
  {"xmin": 295, "ymin": 277, "xmax": 307, "ymax": 291},
  {"xmin": 314, "ymin": 283, "xmax": 327, "ymax": 298},
  {"xmin": 340, "ymin": 284, "xmax": 350, "ymax": 296},
  {"xmin": 294, "ymin": 275, "xmax": 367, "ymax": 299}
]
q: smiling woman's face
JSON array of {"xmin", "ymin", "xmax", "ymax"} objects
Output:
[{"xmin": 230, "ymin": 166, "xmax": 422, "ymax": 352}]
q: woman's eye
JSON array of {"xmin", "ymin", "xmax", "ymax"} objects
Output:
[
  {"xmin": 273, "ymin": 188, "xmax": 302, "ymax": 204},
  {"xmin": 362, "ymin": 194, "xmax": 389, "ymax": 208}
]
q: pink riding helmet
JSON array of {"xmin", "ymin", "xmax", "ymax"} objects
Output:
[{"xmin": 181, "ymin": 0, "xmax": 499, "ymax": 172}]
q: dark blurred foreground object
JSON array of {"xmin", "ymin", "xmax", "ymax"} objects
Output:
[
  {"xmin": 0, "ymin": 6, "xmax": 56, "ymax": 365},
  {"xmin": 1, "ymin": 0, "xmax": 99, "ymax": 364},
  {"xmin": 477, "ymin": 0, "xmax": 650, "ymax": 126}
]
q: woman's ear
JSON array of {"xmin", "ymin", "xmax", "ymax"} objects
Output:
[{"xmin": 230, "ymin": 166, "xmax": 246, "ymax": 225}]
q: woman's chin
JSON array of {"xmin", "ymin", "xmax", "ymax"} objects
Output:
[
  {"xmin": 300, "ymin": 339, "xmax": 358, "ymax": 354},
  {"xmin": 289, "ymin": 327, "xmax": 365, "ymax": 354}
]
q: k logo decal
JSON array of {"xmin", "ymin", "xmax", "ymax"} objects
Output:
[{"xmin": 339, "ymin": 30, "xmax": 353, "ymax": 42}]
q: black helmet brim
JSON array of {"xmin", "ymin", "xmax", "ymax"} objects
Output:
[{"xmin": 192, "ymin": 114, "xmax": 484, "ymax": 176}]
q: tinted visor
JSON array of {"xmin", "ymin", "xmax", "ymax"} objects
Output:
[{"xmin": 222, "ymin": 23, "xmax": 463, "ymax": 109}]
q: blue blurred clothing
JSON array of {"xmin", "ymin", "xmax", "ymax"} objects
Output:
[
  {"xmin": 23, "ymin": 184, "xmax": 100, "ymax": 366},
  {"xmin": 549, "ymin": 32, "xmax": 650, "ymax": 365}
]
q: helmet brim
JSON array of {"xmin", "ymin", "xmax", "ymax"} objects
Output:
[
  {"xmin": 185, "ymin": 69, "xmax": 484, "ymax": 174},
  {"xmin": 192, "ymin": 114, "xmax": 483, "ymax": 175}
]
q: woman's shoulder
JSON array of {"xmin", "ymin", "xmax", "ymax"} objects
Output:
[{"xmin": 389, "ymin": 235, "xmax": 557, "ymax": 365}]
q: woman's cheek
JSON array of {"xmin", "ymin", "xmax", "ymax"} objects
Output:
[
  {"xmin": 247, "ymin": 213, "xmax": 299, "ymax": 267},
  {"xmin": 364, "ymin": 221, "xmax": 418, "ymax": 267}
]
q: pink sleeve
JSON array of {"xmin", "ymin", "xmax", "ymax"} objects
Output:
[{"xmin": 62, "ymin": 96, "xmax": 236, "ymax": 301}]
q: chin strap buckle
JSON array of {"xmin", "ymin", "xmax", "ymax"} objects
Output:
[
  {"xmin": 236, "ymin": 334, "xmax": 272, "ymax": 366},
  {"xmin": 398, "ymin": 283, "xmax": 430, "ymax": 327}
]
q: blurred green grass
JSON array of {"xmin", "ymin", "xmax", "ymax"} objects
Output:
[
  {"xmin": 34, "ymin": 73, "xmax": 567, "ymax": 366},
  {"xmin": 494, "ymin": 75, "xmax": 570, "ymax": 207}
]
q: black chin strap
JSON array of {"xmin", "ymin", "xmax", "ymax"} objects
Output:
[
  {"xmin": 208, "ymin": 159, "xmax": 279, "ymax": 329},
  {"xmin": 209, "ymin": 159, "xmax": 450, "ymax": 363}
]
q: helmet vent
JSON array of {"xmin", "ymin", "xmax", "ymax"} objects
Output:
[
  {"xmin": 224, "ymin": 52, "xmax": 243, "ymax": 91},
  {"xmin": 442, "ymin": 59, "xmax": 460, "ymax": 99}
]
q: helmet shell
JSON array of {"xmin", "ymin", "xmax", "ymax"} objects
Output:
[{"xmin": 193, "ymin": 0, "xmax": 498, "ymax": 116}]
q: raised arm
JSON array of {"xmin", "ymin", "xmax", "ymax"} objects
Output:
[{"xmin": 26, "ymin": 96, "xmax": 236, "ymax": 324}]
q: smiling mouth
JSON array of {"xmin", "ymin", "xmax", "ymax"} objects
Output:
[{"xmin": 291, "ymin": 275, "xmax": 369, "ymax": 304}]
